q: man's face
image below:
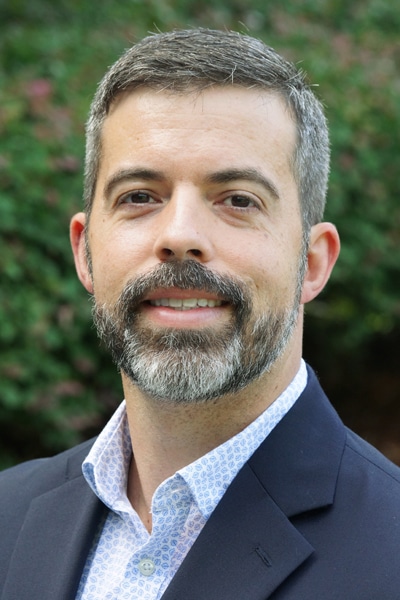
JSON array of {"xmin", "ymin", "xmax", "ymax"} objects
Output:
[{"xmin": 84, "ymin": 87, "xmax": 307, "ymax": 403}]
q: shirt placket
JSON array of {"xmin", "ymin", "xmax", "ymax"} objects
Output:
[{"xmin": 124, "ymin": 476, "xmax": 193, "ymax": 598}]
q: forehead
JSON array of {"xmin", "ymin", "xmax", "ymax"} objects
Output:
[
  {"xmin": 105, "ymin": 85, "xmax": 295, "ymax": 140},
  {"xmin": 98, "ymin": 86, "xmax": 298, "ymax": 190}
]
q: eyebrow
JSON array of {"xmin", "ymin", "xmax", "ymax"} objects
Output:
[
  {"xmin": 103, "ymin": 168, "xmax": 164, "ymax": 201},
  {"xmin": 103, "ymin": 166, "xmax": 280, "ymax": 202},
  {"xmin": 205, "ymin": 168, "xmax": 280, "ymax": 200}
]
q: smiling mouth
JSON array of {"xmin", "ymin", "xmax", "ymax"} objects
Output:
[{"xmin": 148, "ymin": 298, "xmax": 224, "ymax": 310}]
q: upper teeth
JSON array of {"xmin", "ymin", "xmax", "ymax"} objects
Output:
[{"xmin": 149, "ymin": 298, "xmax": 222, "ymax": 309}]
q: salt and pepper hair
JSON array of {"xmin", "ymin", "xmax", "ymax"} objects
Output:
[{"xmin": 84, "ymin": 28, "xmax": 330, "ymax": 232}]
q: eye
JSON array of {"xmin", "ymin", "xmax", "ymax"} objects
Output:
[
  {"xmin": 119, "ymin": 191, "xmax": 157, "ymax": 205},
  {"xmin": 223, "ymin": 195, "xmax": 257, "ymax": 209}
]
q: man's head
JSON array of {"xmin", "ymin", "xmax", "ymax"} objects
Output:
[
  {"xmin": 84, "ymin": 28, "xmax": 330, "ymax": 234},
  {"xmin": 71, "ymin": 29, "xmax": 340, "ymax": 404}
]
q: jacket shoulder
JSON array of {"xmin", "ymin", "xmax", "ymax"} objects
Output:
[
  {"xmin": 0, "ymin": 438, "xmax": 95, "ymax": 513},
  {"xmin": 341, "ymin": 427, "xmax": 400, "ymax": 493}
]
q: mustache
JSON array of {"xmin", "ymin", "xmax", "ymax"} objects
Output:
[{"xmin": 115, "ymin": 260, "xmax": 250, "ymax": 323}]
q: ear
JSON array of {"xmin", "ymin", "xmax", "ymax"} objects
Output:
[
  {"xmin": 301, "ymin": 222, "xmax": 340, "ymax": 305},
  {"xmin": 70, "ymin": 212, "xmax": 94, "ymax": 294}
]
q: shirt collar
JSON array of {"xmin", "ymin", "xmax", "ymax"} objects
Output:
[
  {"xmin": 82, "ymin": 401, "xmax": 132, "ymax": 514},
  {"xmin": 82, "ymin": 360, "xmax": 307, "ymax": 520}
]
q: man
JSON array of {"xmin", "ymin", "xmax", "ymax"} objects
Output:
[{"xmin": 1, "ymin": 28, "xmax": 400, "ymax": 600}]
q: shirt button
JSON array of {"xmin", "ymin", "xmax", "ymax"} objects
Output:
[{"xmin": 138, "ymin": 558, "xmax": 156, "ymax": 576}]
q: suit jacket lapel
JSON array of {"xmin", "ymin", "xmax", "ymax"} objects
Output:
[
  {"xmin": 162, "ymin": 367, "xmax": 346, "ymax": 600},
  {"xmin": 1, "ymin": 451, "xmax": 105, "ymax": 600},
  {"xmin": 162, "ymin": 462, "xmax": 314, "ymax": 600},
  {"xmin": 249, "ymin": 366, "xmax": 345, "ymax": 518}
]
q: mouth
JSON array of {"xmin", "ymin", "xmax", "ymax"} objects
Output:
[
  {"xmin": 148, "ymin": 297, "xmax": 224, "ymax": 310},
  {"xmin": 140, "ymin": 288, "xmax": 229, "ymax": 327}
]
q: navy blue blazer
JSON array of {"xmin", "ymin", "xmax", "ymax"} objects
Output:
[{"xmin": 1, "ymin": 366, "xmax": 400, "ymax": 599}]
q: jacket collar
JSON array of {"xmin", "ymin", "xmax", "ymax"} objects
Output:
[{"xmin": 248, "ymin": 365, "xmax": 345, "ymax": 517}]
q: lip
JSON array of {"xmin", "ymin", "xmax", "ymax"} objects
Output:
[{"xmin": 140, "ymin": 288, "xmax": 229, "ymax": 328}]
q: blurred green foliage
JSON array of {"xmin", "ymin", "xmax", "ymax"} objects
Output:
[{"xmin": 1, "ymin": 0, "xmax": 399, "ymax": 468}]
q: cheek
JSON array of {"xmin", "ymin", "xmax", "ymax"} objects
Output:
[
  {"xmin": 90, "ymin": 227, "xmax": 158, "ymax": 302},
  {"xmin": 240, "ymin": 250, "xmax": 300, "ymax": 309}
]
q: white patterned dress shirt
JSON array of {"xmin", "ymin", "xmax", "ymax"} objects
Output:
[{"xmin": 76, "ymin": 360, "xmax": 307, "ymax": 600}]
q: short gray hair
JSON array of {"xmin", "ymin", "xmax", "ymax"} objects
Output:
[{"xmin": 84, "ymin": 28, "xmax": 330, "ymax": 232}]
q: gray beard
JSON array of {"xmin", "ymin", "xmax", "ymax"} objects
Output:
[{"xmin": 92, "ymin": 258, "xmax": 305, "ymax": 404}]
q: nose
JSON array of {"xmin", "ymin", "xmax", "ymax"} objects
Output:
[{"xmin": 153, "ymin": 187, "xmax": 214, "ymax": 263}]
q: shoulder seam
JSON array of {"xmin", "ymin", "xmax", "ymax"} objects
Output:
[{"xmin": 345, "ymin": 433, "xmax": 400, "ymax": 485}]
